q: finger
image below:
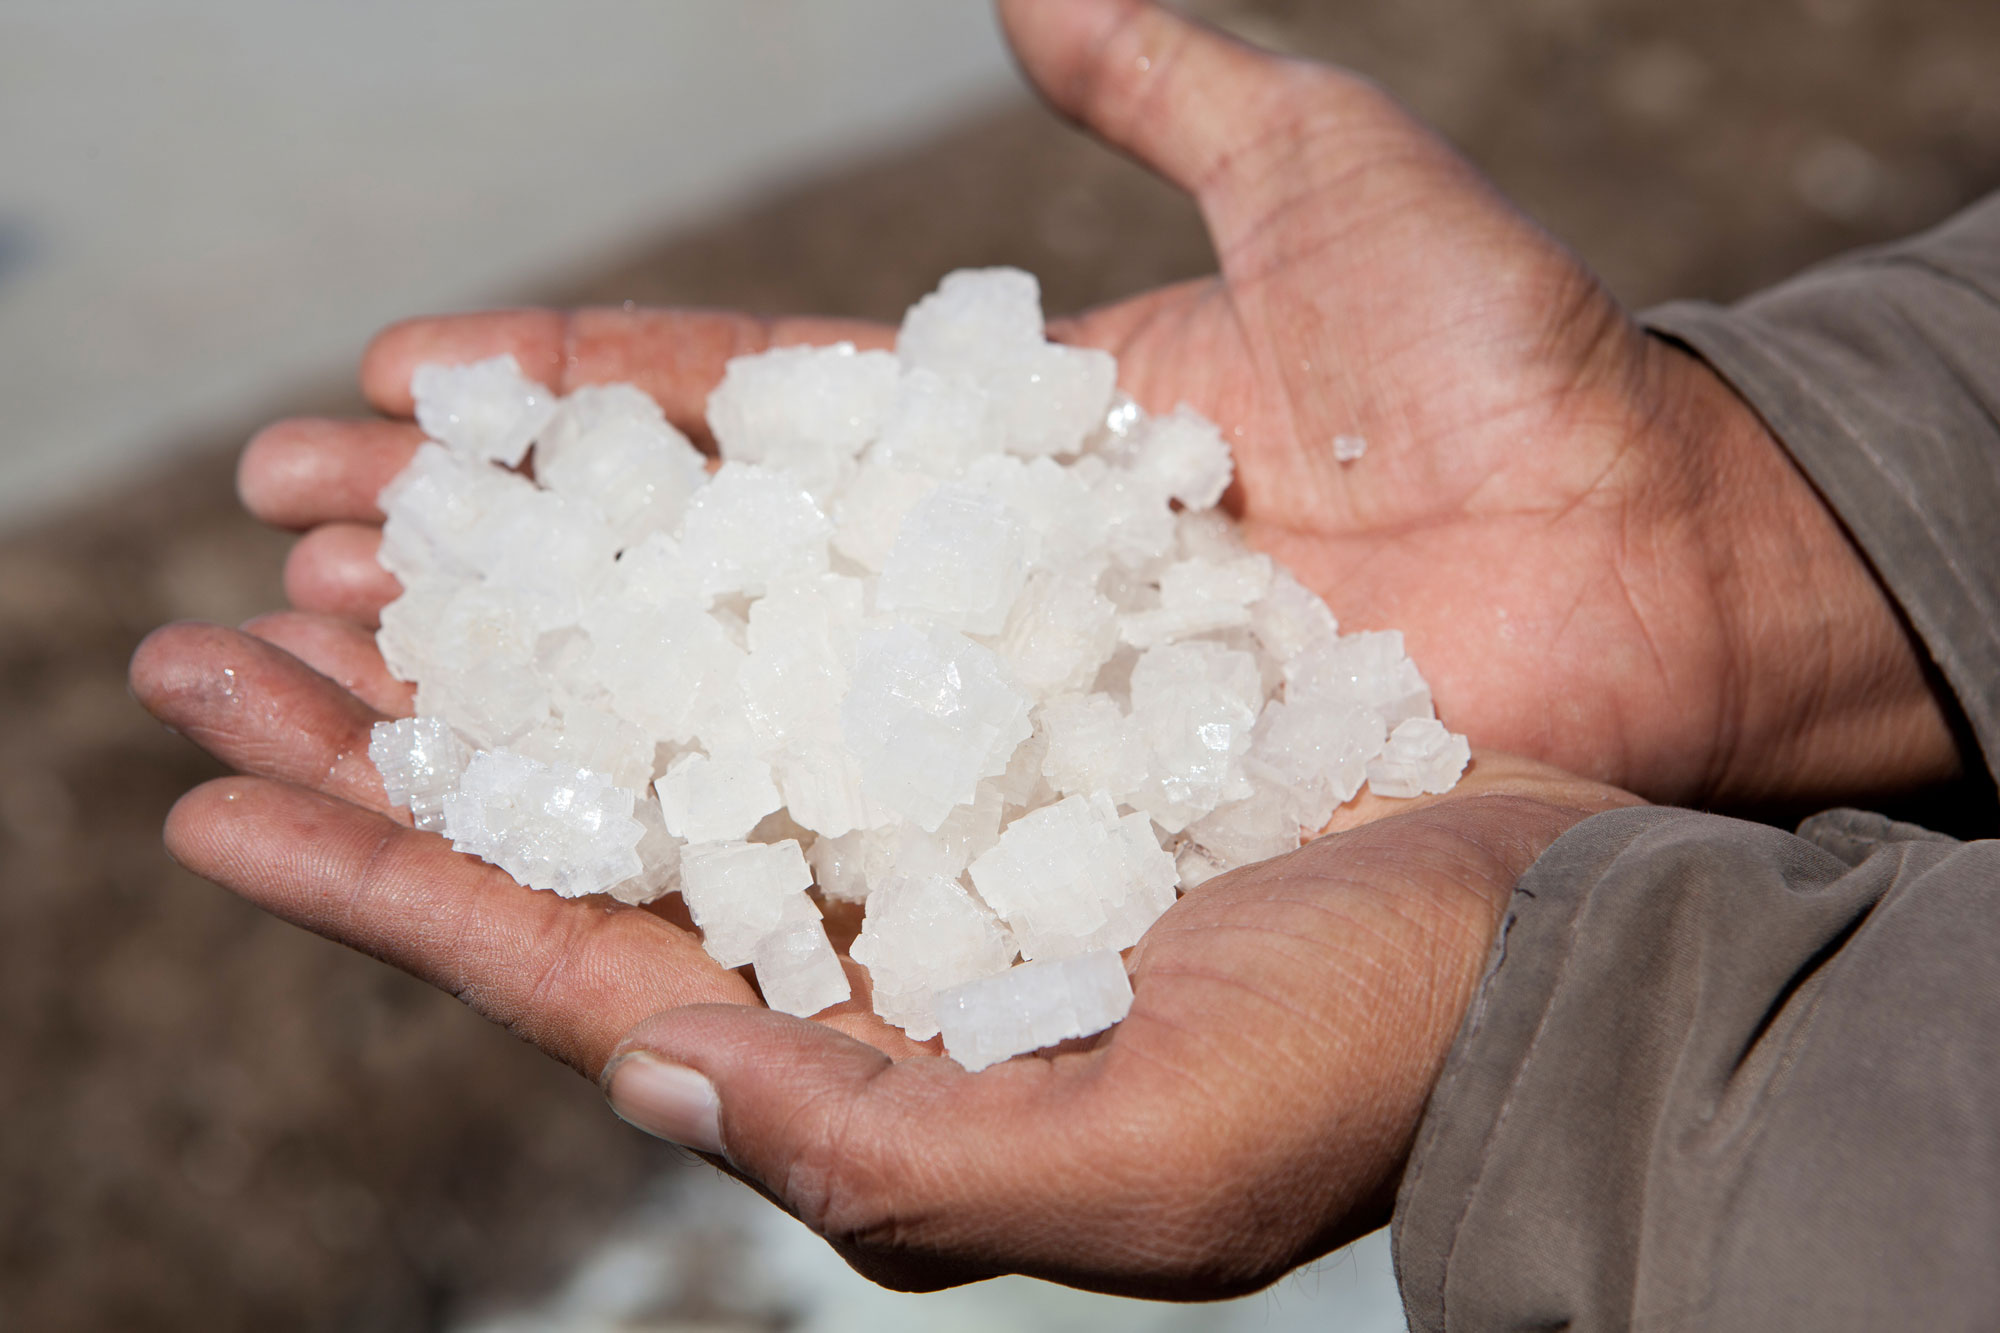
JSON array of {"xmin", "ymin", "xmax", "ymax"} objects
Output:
[
  {"xmin": 998, "ymin": 0, "xmax": 1333, "ymax": 202},
  {"xmin": 165, "ymin": 776, "xmax": 756, "ymax": 1073},
  {"xmin": 239, "ymin": 418, "xmax": 425, "ymax": 530},
  {"xmin": 283, "ymin": 523, "xmax": 398, "ymax": 627},
  {"xmin": 131, "ymin": 620, "xmax": 390, "ymax": 810},
  {"xmin": 240, "ymin": 610, "xmax": 414, "ymax": 717},
  {"xmin": 360, "ymin": 308, "xmax": 894, "ymax": 441}
]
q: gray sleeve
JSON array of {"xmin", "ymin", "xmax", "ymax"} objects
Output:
[
  {"xmin": 1644, "ymin": 193, "xmax": 2000, "ymax": 785},
  {"xmin": 1392, "ymin": 805, "xmax": 2000, "ymax": 1332}
]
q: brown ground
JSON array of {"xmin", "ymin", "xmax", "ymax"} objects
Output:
[{"xmin": 3, "ymin": 1, "xmax": 1996, "ymax": 1328}]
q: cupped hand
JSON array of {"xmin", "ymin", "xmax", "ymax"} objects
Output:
[
  {"xmin": 129, "ymin": 613, "xmax": 1636, "ymax": 1297},
  {"xmin": 240, "ymin": 0, "xmax": 1958, "ymax": 811}
]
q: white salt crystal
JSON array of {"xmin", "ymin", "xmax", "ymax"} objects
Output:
[
  {"xmin": 606, "ymin": 791, "xmax": 684, "ymax": 906},
  {"xmin": 770, "ymin": 741, "xmax": 886, "ymax": 839},
  {"xmin": 707, "ymin": 342, "xmax": 900, "ymax": 482},
  {"xmin": 897, "ymin": 267, "xmax": 1046, "ymax": 368},
  {"xmin": 1038, "ymin": 692, "xmax": 1148, "ymax": 801},
  {"xmin": 581, "ymin": 594, "xmax": 742, "ymax": 745},
  {"xmin": 870, "ymin": 367, "xmax": 998, "ymax": 477},
  {"xmin": 830, "ymin": 461, "xmax": 942, "ymax": 572},
  {"xmin": 412, "ymin": 355, "xmax": 558, "ymax": 467},
  {"xmin": 534, "ymin": 382, "xmax": 671, "ymax": 464},
  {"xmin": 936, "ymin": 949, "xmax": 1133, "ymax": 1073},
  {"xmin": 993, "ymin": 568, "xmax": 1121, "ymax": 699},
  {"xmin": 842, "ymin": 623, "xmax": 1031, "ymax": 833},
  {"xmin": 368, "ymin": 716, "xmax": 471, "ymax": 832},
  {"xmin": 1251, "ymin": 567, "xmax": 1339, "ymax": 665},
  {"xmin": 679, "ymin": 463, "xmax": 833, "ymax": 599},
  {"xmin": 515, "ymin": 700, "xmax": 655, "ymax": 791},
  {"xmin": 1135, "ymin": 406, "xmax": 1234, "ymax": 509},
  {"xmin": 1367, "ymin": 717, "xmax": 1472, "ymax": 798},
  {"xmin": 377, "ymin": 443, "xmax": 538, "ymax": 585},
  {"xmin": 1120, "ymin": 554, "xmax": 1272, "ymax": 648},
  {"xmin": 1332, "ymin": 434, "xmax": 1368, "ymax": 462},
  {"xmin": 807, "ymin": 826, "xmax": 900, "ymax": 905},
  {"xmin": 850, "ymin": 874, "xmax": 1016, "ymax": 1040},
  {"xmin": 874, "ymin": 482, "xmax": 1027, "ymax": 635},
  {"xmin": 655, "ymin": 751, "xmax": 783, "ymax": 844},
  {"xmin": 1246, "ymin": 694, "xmax": 1385, "ymax": 832},
  {"xmin": 1126, "ymin": 641, "xmax": 1263, "ymax": 833},
  {"xmin": 677, "ymin": 839, "xmax": 817, "ymax": 970},
  {"xmin": 751, "ymin": 917, "xmax": 851, "ymax": 1017},
  {"xmin": 535, "ymin": 411, "xmax": 708, "ymax": 552},
  {"xmin": 1175, "ymin": 780, "xmax": 1301, "ymax": 888},
  {"xmin": 441, "ymin": 749, "xmax": 644, "ymax": 898},
  {"xmin": 968, "ymin": 792, "xmax": 1178, "ymax": 961},
  {"xmin": 1285, "ymin": 629, "xmax": 1434, "ymax": 730}
]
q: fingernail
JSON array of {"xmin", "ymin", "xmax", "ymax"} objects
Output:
[{"xmin": 604, "ymin": 1052, "xmax": 723, "ymax": 1155}]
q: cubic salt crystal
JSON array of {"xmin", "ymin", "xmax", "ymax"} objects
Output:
[
  {"xmin": 1332, "ymin": 434, "xmax": 1368, "ymax": 462},
  {"xmin": 515, "ymin": 699, "xmax": 655, "ymax": 791},
  {"xmin": 1091, "ymin": 465, "xmax": 1178, "ymax": 568},
  {"xmin": 850, "ymin": 874, "xmax": 1016, "ymax": 1040},
  {"xmin": 771, "ymin": 741, "xmax": 887, "ymax": 839},
  {"xmin": 1367, "ymin": 717, "xmax": 1471, "ymax": 799},
  {"xmin": 870, "ymin": 366, "xmax": 998, "ymax": 476},
  {"xmin": 968, "ymin": 792, "xmax": 1178, "ymax": 961},
  {"xmin": 416, "ymin": 659, "xmax": 551, "ymax": 750},
  {"xmin": 807, "ymin": 825, "xmax": 901, "ymax": 905},
  {"xmin": 1246, "ymin": 694, "xmax": 1385, "ymax": 831},
  {"xmin": 654, "ymin": 751, "xmax": 783, "ymax": 844},
  {"xmin": 831, "ymin": 461, "xmax": 941, "ymax": 572},
  {"xmin": 534, "ymin": 382, "xmax": 672, "ymax": 464},
  {"xmin": 1175, "ymin": 780, "xmax": 1302, "ymax": 888},
  {"xmin": 751, "ymin": 917, "xmax": 852, "ymax": 1017},
  {"xmin": 842, "ymin": 623, "xmax": 1031, "ymax": 833},
  {"xmin": 1120, "ymin": 554, "xmax": 1272, "ymax": 648},
  {"xmin": 962, "ymin": 454, "xmax": 1099, "ymax": 568},
  {"xmin": 677, "ymin": 839, "xmax": 818, "ymax": 970},
  {"xmin": 412, "ymin": 355, "xmax": 558, "ymax": 467},
  {"xmin": 993, "ymin": 568, "xmax": 1121, "ymax": 698},
  {"xmin": 461, "ymin": 487, "xmax": 616, "ymax": 629},
  {"xmin": 1285, "ymin": 629, "xmax": 1433, "ymax": 730},
  {"xmin": 707, "ymin": 342, "xmax": 900, "ymax": 476},
  {"xmin": 935, "ymin": 949, "xmax": 1133, "ymax": 1073},
  {"xmin": 874, "ymin": 482, "xmax": 1027, "ymax": 635},
  {"xmin": 378, "ymin": 443, "xmax": 538, "ymax": 584},
  {"xmin": 377, "ymin": 577, "xmax": 461, "ymax": 682},
  {"xmin": 1126, "ymin": 641, "xmax": 1263, "ymax": 833},
  {"xmin": 1135, "ymin": 406, "xmax": 1235, "ymax": 509},
  {"xmin": 895, "ymin": 268, "xmax": 1113, "ymax": 458},
  {"xmin": 1038, "ymin": 693, "xmax": 1148, "ymax": 801},
  {"xmin": 740, "ymin": 574, "xmax": 863, "ymax": 752},
  {"xmin": 441, "ymin": 749, "xmax": 644, "ymax": 898},
  {"xmin": 606, "ymin": 792, "xmax": 684, "ymax": 906},
  {"xmin": 368, "ymin": 716, "xmax": 471, "ymax": 832},
  {"xmin": 1251, "ymin": 567, "xmax": 1340, "ymax": 665},
  {"xmin": 581, "ymin": 594, "xmax": 742, "ymax": 745},
  {"xmin": 679, "ymin": 463, "xmax": 832, "ymax": 600},
  {"xmin": 535, "ymin": 410, "xmax": 708, "ymax": 551}
]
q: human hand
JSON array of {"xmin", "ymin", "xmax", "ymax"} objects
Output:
[
  {"xmin": 129, "ymin": 614, "xmax": 1635, "ymax": 1296},
  {"xmin": 240, "ymin": 0, "xmax": 1959, "ymax": 812}
]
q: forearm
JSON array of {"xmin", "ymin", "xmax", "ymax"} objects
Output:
[{"xmin": 1394, "ymin": 804, "xmax": 2000, "ymax": 1330}]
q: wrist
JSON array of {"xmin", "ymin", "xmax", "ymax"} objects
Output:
[{"xmin": 1656, "ymin": 338, "xmax": 1962, "ymax": 807}]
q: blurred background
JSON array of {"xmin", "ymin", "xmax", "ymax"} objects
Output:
[{"xmin": 2, "ymin": 0, "xmax": 1996, "ymax": 1328}]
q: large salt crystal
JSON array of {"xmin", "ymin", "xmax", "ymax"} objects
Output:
[
  {"xmin": 968, "ymin": 792, "xmax": 1178, "ymax": 961},
  {"xmin": 936, "ymin": 949, "xmax": 1133, "ymax": 1073},
  {"xmin": 680, "ymin": 463, "xmax": 832, "ymax": 600},
  {"xmin": 655, "ymin": 751, "xmax": 783, "ymax": 844},
  {"xmin": 412, "ymin": 355, "xmax": 558, "ymax": 467},
  {"xmin": 708, "ymin": 342, "xmax": 900, "ymax": 488},
  {"xmin": 677, "ymin": 839, "xmax": 817, "ymax": 969},
  {"xmin": 373, "ymin": 266, "xmax": 1472, "ymax": 1058},
  {"xmin": 442, "ymin": 749, "xmax": 644, "ymax": 898},
  {"xmin": 1367, "ymin": 717, "xmax": 1472, "ymax": 798},
  {"xmin": 842, "ymin": 623, "xmax": 1031, "ymax": 833},
  {"xmin": 369, "ymin": 717, "xmax": 471, "ymax": 832},
  {"xmin": 535, "ymin": 408, "xmax": 708, "ymax": 551},
  {"xmin": 850, "ymin": 874, "xmax": 1016, "ymax": 1040},
  {"xmin": 874, "ymin": 483, "xmax": 1027, "ymax": 635}
]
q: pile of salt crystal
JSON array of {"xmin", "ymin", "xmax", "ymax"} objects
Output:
[{"xmin": 366, "ymin": 267, "xmax": 1468, "ymax": 1073}]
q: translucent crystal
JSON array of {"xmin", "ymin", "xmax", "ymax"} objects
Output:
[
  {"xmin": 874, "ymin": 482, "xmax": 1027, "ymax": 635},
  {"xmin": 677, "ymin": 839, "xmax": 818, "ymax": 970},
  {"xmin": 535, "ymin": 409, "xmax": 708, "ymax": 552},
  {"xmin": 368, "ymin": 716, "xmax": 471, "ymax": 832},
  {"xmin": 654, "ymin": 751, "xmax": 783, "ymax": 844},
  {"xmin": 968, "ymin": 792, "xmax": 1178, "ymax": 961},
  {"xmin": 851, "ymin": 874, "xmax": 1016, "ymax": 1040},
  {"xmin": 842, "ymin": 623, "xmax": 1031, "ymax": 833},
  {"xmin": 936, "ymin": 949, "xmax": 1134, "ymax": 1073},
  {"xmin": 1367, "ymin": 717, "xmax": 1472, "ymax": 799},
  {"xmin": 751, "ymin": 916, "xmax": 852, "ymax": 1017},
  {"xmin": 708, "ymin": 342, "xmax": 900, "ymax": 485},
  {"xmin": 679, "ymin": 463, "xmax": 833, "ymax": 600},
  {"xmin": 412, "ymin": 355, "xmax": 559, "ymax": 467},
  {"xmin": 441, "ymin": 749, "xmax": 644, "ymax": 898}
]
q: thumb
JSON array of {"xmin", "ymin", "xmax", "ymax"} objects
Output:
[
  {"xmin": 598, "ymin": 1002, "xmax": 1240, "ymax": 1295},
  {"xmin": 998, "ymin": 0, "xmax": 1333, "ymax": 200}
]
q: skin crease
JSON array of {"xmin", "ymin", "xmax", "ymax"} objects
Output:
[{"xmin": 132, "ymin": 0, "xmax": 1967, "ymax": 1303}]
